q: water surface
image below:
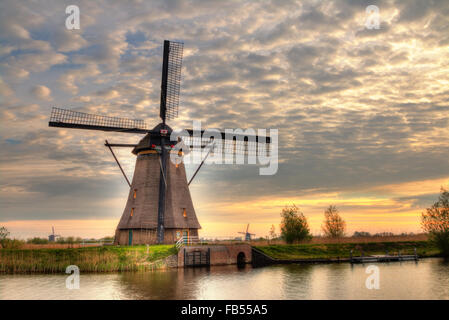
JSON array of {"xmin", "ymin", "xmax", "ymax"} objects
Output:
[{"xmin": 1, "ymin": 258, "xmax": 448, "ymax": 300}]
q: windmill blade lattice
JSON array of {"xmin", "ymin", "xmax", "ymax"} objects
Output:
[
  {"xmin": 49, "ymin": 107, "xmax": 149, "ymax": 134},
  {"xmin": 160, "ymin": 41, "xmax": 183, "ymax": 121}
]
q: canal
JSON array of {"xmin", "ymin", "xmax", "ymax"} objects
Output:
[{"xmin": 0, "ymin": 258, "xmax": 448, "ymax": 299}]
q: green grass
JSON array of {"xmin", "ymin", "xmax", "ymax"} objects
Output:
[
  {"xmin": 254, "ymin": 241, "xmax": 440, "ymax": 260},
  {"xmin": 0, "ymin": 245, "xmax": 178, "ymax": 274}
]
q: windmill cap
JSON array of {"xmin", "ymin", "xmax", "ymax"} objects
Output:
[{"xmin": 132, "ymin": 123, "xmax": 176, "ymax": 155}]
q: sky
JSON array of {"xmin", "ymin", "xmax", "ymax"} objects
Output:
[{"xmin": 0, "ymin": 0, "xmax": 448, "ymax": 239}]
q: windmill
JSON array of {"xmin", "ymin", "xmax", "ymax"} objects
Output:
[
  {"xmin": 238, "ymin": 224, "xmax": 255, "ymax": 241},
  {"xmin": 48, "ymin": 227, "xmax": 60, "ymax": 242},
  {"xmin": 48, "ymin": 40, "xmax": 271, "ymax": 245}
]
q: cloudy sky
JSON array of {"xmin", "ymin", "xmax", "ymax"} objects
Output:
[{"xmin": 1, "ymin": 0, "xmax": 448, "ymax": 239}]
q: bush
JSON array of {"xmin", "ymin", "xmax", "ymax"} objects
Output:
[
  {"xmin": 56, "ymin": 236, "xmax": 78, "ymax": 244},
  {"xmin": 421, "ymin": 188, "xmax": 449, "ymax": 257},
  {"xmin": 280, "ymin": 205, "xmax": 312, "ymax": 244},
  {"xmin": 373, "ymin": 232, "xmax": 394, "ymax": 237},
  {"xmin": 431, "ymin": 232, "xmax": 449, "ymax": 256},
  {"xmin": 352, "ymin": 231, "xmax": 372, "ymax": 237},
  {"xmin": 27, "ymin": 237, "xmax": 49, "ymax": 244},
  {"xmin": 1, "ymin": 239, "xmax": 25, "ymax": 249}
]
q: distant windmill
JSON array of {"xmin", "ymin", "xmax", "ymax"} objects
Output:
[
  {"xmin": 238, "ymin": 224, "xmax": 255, "ymax": 241},
  {"xmin": 48, "ymin": 227, "xmax": 60, "ymax": 242},
  {"xmin": 48, "ymin": 40, "xmax": 272, "ymax": 245}
]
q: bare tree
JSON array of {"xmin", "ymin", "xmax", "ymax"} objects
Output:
[
  {"xmin": 269, "ymin": 224, "xmax": 277, "ymax": 240},
  {"xmin": 321, "ymin": 205, "xmax": 346, "ymax": 238}
]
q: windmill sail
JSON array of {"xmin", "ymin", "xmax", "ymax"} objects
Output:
[
  {"xmin": 49, "ymin": 107, "xmax": 149, "ymax": 134},
  {"xmin": 160, "ymin": 40, "xmax": 183, "ymax": 122}
]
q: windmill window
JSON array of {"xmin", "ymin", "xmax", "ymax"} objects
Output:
[
  {"xmin": 183, "ymin": 208, "xmax": 187, "ymax": 218},
  {"xmin": 130, "ymin": 208, "xmax": 134, "ymax": 217},
  {"xmin": 133, "ymin": 190, "xmax": 137, "ymax": 199}
]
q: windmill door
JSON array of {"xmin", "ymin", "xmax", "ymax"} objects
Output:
[
  {"xmin": 183, "ymin": 230, "xmax": 189, "ymax": 244},
  {"xmin": 128, "ymin": 230, "xmax": 133, "ymax": 245}
]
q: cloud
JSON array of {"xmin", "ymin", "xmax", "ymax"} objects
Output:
[
  {"xmin": 58, "ymin": 63, "xmax": 101, "ymax": 94},
  {"xmin": 0, "ymin": 77, "xmax": 14, "ymax": 97},
  {"xmin": 31, "ymin": 85, "xmax": 52, "ymax": 101},
  {"xmin": 53, "ymin": 29, "xmax": 89, "ymax": 52},
  {"xmin": 1, "ymin": 0, "xmax": 449, "ymax": 237}
]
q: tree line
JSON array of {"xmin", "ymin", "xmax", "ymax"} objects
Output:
[
  {"xmin": 0, "ymin": 231, "xmax": 114, "ymax": 249},
  {"xmin": 270, "ymin": 188, "xmax": 449, "ymax": 257},
  {"xmin": 272, "ymin": 204, "xmax": 346, "ymax": 244}
]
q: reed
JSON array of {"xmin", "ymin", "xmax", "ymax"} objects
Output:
[{"xmin": 0, "ymin": 245, "xmax": 177, "ymax": 274}]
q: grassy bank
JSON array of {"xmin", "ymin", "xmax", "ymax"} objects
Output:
[
  {"xmin": 254, "ymin": 241, "xmax": 440, "ymax": 260},
  {"xmin": 0, "ymin": 245, "xmax": 177, "ymax": 274}
]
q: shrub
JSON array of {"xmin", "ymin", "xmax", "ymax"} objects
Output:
[
  {"xmin": 27, "ymin": 237, "xmax": 49, "ymax": 244},
  {"xmin": 0, "ymin": 227, "xmax": 10, "ymax": 248},
  {"xmin": 352, "ymin": 231, "xmax": 372, "ymax": 237},
  {"xmin": 1, "ymin": 239, "xmax": 25, "ymax": 249},
  {"xmin": 421, "ymin": 188, "xmax": 449, "ymax": 257},
  {"xmin": 280, "ymin": 205, "xmax": 312, "ymax": 244}
]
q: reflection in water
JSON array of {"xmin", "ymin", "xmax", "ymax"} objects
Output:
[{"xmin": 0, "ymin": 258, "xmax": 448, "ymax": 300}]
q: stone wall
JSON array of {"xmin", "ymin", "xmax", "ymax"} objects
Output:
[
  {"xmin": 178, "ymin": 244, "xmax": 252, "ymax": 267},
  {"xmin": 251, "ymin": 247, "xmax": 277, "ymax": 267}
]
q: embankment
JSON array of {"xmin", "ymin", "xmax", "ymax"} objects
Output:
[
  {"xmin": 1, "ymin": 241, "xmax": 441, "ymax": 273},
  {"xmin": 253, "ymin": 241, "xmax": 440, "ymax": 266}
]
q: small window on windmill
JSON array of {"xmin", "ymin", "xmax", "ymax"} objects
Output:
[
  {"xmin": 183, "ymin": 208, "xmax": 187, "ymax": 218},
  {"xmin": 130, "ymin": 208, "xmax": 134, "ymax": 217},
  {"xmin": 133, "ymin": 189, "xmax": 137, "ymax": 199}
]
